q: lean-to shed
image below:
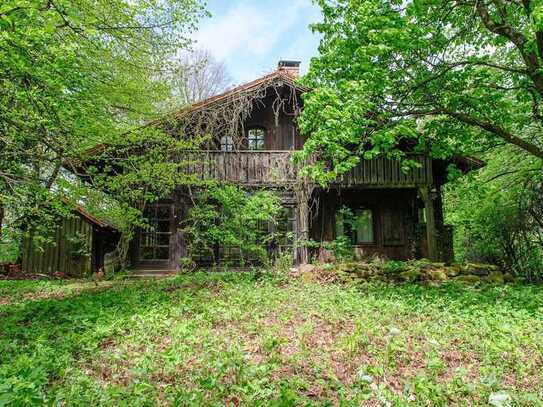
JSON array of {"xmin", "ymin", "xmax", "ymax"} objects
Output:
[{"xmin": 22, "ymin": 207, "xmax": 119, "ymax": 276}]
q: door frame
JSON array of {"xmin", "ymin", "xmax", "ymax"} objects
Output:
[{"xmin": 136, "ymin": 203, "xmax": 174, "ymax": 268}]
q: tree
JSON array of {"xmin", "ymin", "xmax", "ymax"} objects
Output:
[
  {"xmin": 170, "ymin": 48, "xmax": 232, "ymax": 104},
  {"xmin": 299, "ymin": 0, "xmax": 543, "ymax": 182},
  {"xmin": 0, "ymin": 0, "xmax": 206, "ymax": 241}
]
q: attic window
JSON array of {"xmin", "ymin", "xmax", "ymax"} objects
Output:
[
  {"xmin": 220, "ymin": 135, "xmax": 234, "ymax": 151},
  {"xmin": 248, "ymin": 128, "xmax": 265, "ymax": 150}
]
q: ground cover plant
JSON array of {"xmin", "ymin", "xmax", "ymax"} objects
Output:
[{"xmin": 1, "ymin": 271, "xmax": 542, "ymax": 406}]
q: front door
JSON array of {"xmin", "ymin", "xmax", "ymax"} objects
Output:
[{"xmin": 138, "ymin": 204, "xmax": 172, "ymax": 267}]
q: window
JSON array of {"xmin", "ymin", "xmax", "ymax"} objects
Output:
[
  {"xmin": 275, "ymin": 206, "xmax": 296, "ymax": 247},
  {"xmin": 336, "ymin": 207, "xmax": 374, "ymax": 244},
  {"xmin": 248, "ymin": 128, "xmax": 265, "ymax": 150},
  {"xmin": 220, "ymin": 135, "xmax": 234, "ymax": 151}
]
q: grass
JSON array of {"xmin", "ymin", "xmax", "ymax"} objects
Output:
[{"xmin": 0, "ymin": 271, "xmax": 542, "ymax": 406}]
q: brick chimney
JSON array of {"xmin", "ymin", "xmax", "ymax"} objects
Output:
[{"xmin": 278, "ymin": 60, "xmax": 301, "ymax": 78}]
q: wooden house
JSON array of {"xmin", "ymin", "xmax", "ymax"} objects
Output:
[{"xmin": 127, "ymin": 60, "xmax": 482, "ymax": 271}]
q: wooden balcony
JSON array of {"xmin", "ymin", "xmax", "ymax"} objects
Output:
[
  {"xmin": 184, "ymin": 151, "xmax": 298, "ymax": 185},
  {"xmin": 337, "ymin": 154, "xmax": 432, "ymax": 187},
  {"xmin": 183, "ymin": 151, "xmax": 432, "ymax": 187}
]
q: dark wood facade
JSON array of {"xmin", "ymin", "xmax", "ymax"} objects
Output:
[
  {"xmin": 130, "ymin": 62, "xmax": 466, "ymax": 270},
  {"xmin": 183, "ymin": 151, "xmax": 432, "ymax": 187},
  {"xmin": 22, "ymin": 209, "xmax": 119, "ymax": 276},
  {"xmin": 311, "ymin": 189, "xmax": 420, "ymax": 260}
]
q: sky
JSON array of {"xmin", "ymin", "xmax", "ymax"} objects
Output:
[{"xmin": 192, "ymin": 0, "xmax": 322, "ymax": 85}]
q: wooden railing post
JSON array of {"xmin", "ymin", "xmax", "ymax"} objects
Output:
[{"xmin": 295, "ymin": 193, "xmax": 310, "ymax": 265}]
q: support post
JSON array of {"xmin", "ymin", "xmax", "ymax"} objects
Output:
[
  {"xmin": 419, "ymin": 186, "xmax": 439, "ymax": 261},
  {"xmin": 0, "ymin": 200, "xmax": 4, "ymax": 235},
  {"xmin": 172, "ymin": 190, "xmax": 190, "ymax": 271},
  {"xmin": 295, "ymin": 187, "xmax": 310, "ymax": 265},
  {"xmin": 0, "ymin": 198, "xmax": 4, "ymax": 236}
]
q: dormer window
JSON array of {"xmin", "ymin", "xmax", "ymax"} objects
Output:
[
  {"xmin": 220, "ymin": 135, "xmax": 234, "ymax": 151},
  {"xmin": 248, "ymin": 128, "xmax": 265, "ymax": 150}
]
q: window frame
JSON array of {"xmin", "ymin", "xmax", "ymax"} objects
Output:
[
  {"xmin": 220, "ymin": 135, "xmax": 234, "ymax": 151},
  {"xmin": 336, "ymin": 206, "xmax": 376, "ymax": 245},
  {"xmin": 247, "ymin": 128, "xmax": 266, "ymax": 150}
]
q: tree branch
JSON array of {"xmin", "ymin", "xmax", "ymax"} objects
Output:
[
  {"xmin": 475, "ymin": 0, "xmax": 543, "ymax": 94},
  {"xmin": 442, "ymin": 109, "xmax": 543, "ymax": 159},
  {"xmin": 393, "ymin": 107, "xmax": 543, "ymax": 159}
]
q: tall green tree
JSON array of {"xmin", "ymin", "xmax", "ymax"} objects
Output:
[
  {"xmin": 299, "ymin": 0, "xmax": 543, "ymax": 182},
  {"xmin": 0, "ymin": 0, "xmax": 206, "ymax": 237}
]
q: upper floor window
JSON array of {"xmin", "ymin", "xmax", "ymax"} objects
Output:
[
  {"xmin": 248, "ymin": 128, "xmax": 265, "ymax": 150},
  {"xmin": 220, "ymin": 135, "xmax": 234, "ymax": 151}
]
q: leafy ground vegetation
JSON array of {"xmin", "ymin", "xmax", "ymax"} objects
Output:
[{"xmin": 1, "ymin": 271, "xmax": 542, "ymax": 406}]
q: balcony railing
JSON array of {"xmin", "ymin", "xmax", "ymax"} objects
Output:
[
  {"xmin": 183, "ymin": 150, "xmax": 432, "ymax": 187},
  {"xmin": 338, "ymin": 154, "xmax": 432, "ymax": 187},
  {"xmin": 184, "ymin": 150, "xmax": 297, "ymax": 185}
]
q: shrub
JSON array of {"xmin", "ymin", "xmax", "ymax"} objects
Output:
[
  {"xmin": 445, "ymin": 150, "xmax": 543, "ymax": 282},
  {"xmin": 184, "ymin": 185, "xmax": 282, "ymax": 266}
]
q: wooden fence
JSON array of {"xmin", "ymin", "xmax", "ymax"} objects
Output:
[{"xmin": 182, "ymin": 151, "xmax": 432, "ymax": 187}]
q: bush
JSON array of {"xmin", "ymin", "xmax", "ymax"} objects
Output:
[
  {"xmin": 184, "ymin": 185, "xmax": 282, "ymax": 266},
  {"xmin": 0, "ymin": 230, "xmax": 19, "ymax": 264},
  {"xmin": 445, "ymin": 149, "xmax": 543, "ymax": 282}
]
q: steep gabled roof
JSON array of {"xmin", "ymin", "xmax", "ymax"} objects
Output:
[
  {"xmin": 79, "ymin": 68, "xmax": 307, "ymax": 159},
  {"xmin": 168, "ymin": 68, "xmax": 309, "ymax": 119}
]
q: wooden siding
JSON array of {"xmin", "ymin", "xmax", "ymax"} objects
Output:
[
  {"xmin": 184, "ymin": 151, "xmax": 431, "ymax": 187},
  {"xmin": 22, "ymin": 215, "xmax": 93, "ymax": 276},
  {"xmin": 310, "ymin": 189, "xmax": 420, "ymax": 260},
  {"xmin": 337, "ymin": 154, "xmax": 432, "ymax": 187}
]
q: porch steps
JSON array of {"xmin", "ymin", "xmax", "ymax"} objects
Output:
[{"xmin": 130, "ymin": 266, "xmax": 178, "ymax": 278}]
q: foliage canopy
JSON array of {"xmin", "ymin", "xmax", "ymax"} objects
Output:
[
  {"xmin": 0, "ymin": 0, "xmax": 206, "ymax": 243},
  {"xmin": 300, "ymin": 0, "xmax": 543, "ymax": 182}
]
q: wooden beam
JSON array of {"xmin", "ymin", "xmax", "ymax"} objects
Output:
[
  {"xmin": 0, "ymin": 201, "xmax": 4, "ymax": 236},
  {"xmin": 419, "ymin": 186, "xmax": 439, "ymax": 261},
  {"xmin": 295, "ymin": 187, "xmax": 310, "ymax": 265},
  {"xmin": 172, "ymin": 191, "xmax": 190, "ymax": 271}
]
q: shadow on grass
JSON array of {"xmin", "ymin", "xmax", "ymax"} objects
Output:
[{"xmin": 0, "ymin": 272, "xmax": 252, "ymax": 400}]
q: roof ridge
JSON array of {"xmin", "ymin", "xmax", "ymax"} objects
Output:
[
  {"xmin": 75, "ymin": 205, "xmax": 117, "ymax": 230},
  {"xmin": 170, "ymin": 69, "xmax": 309, "ymax": 119}
]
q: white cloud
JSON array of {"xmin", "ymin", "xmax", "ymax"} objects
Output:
[{"xmin": 194, "ymin": 0, "xmax": 310, "ymax": 62}]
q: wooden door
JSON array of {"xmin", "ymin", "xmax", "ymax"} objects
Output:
[
  {"xmin": 138, "ymin": 204, "xmax": 173, "ymax": 266},
  {"xmin": 381, "ymin": 205, "xmax": 405, "ymax": 246}
]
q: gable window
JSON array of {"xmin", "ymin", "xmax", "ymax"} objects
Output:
[
  {"xmin": 220, "ymin": 135, "xmax": 234, "ymax": 151},
  {"xmin": 248, "ymin": 128, "xmax": 265, "ymax": 150},
  {"xmin": 336, "ymin": 207, "xmax": 374, "ymax": 245}
]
